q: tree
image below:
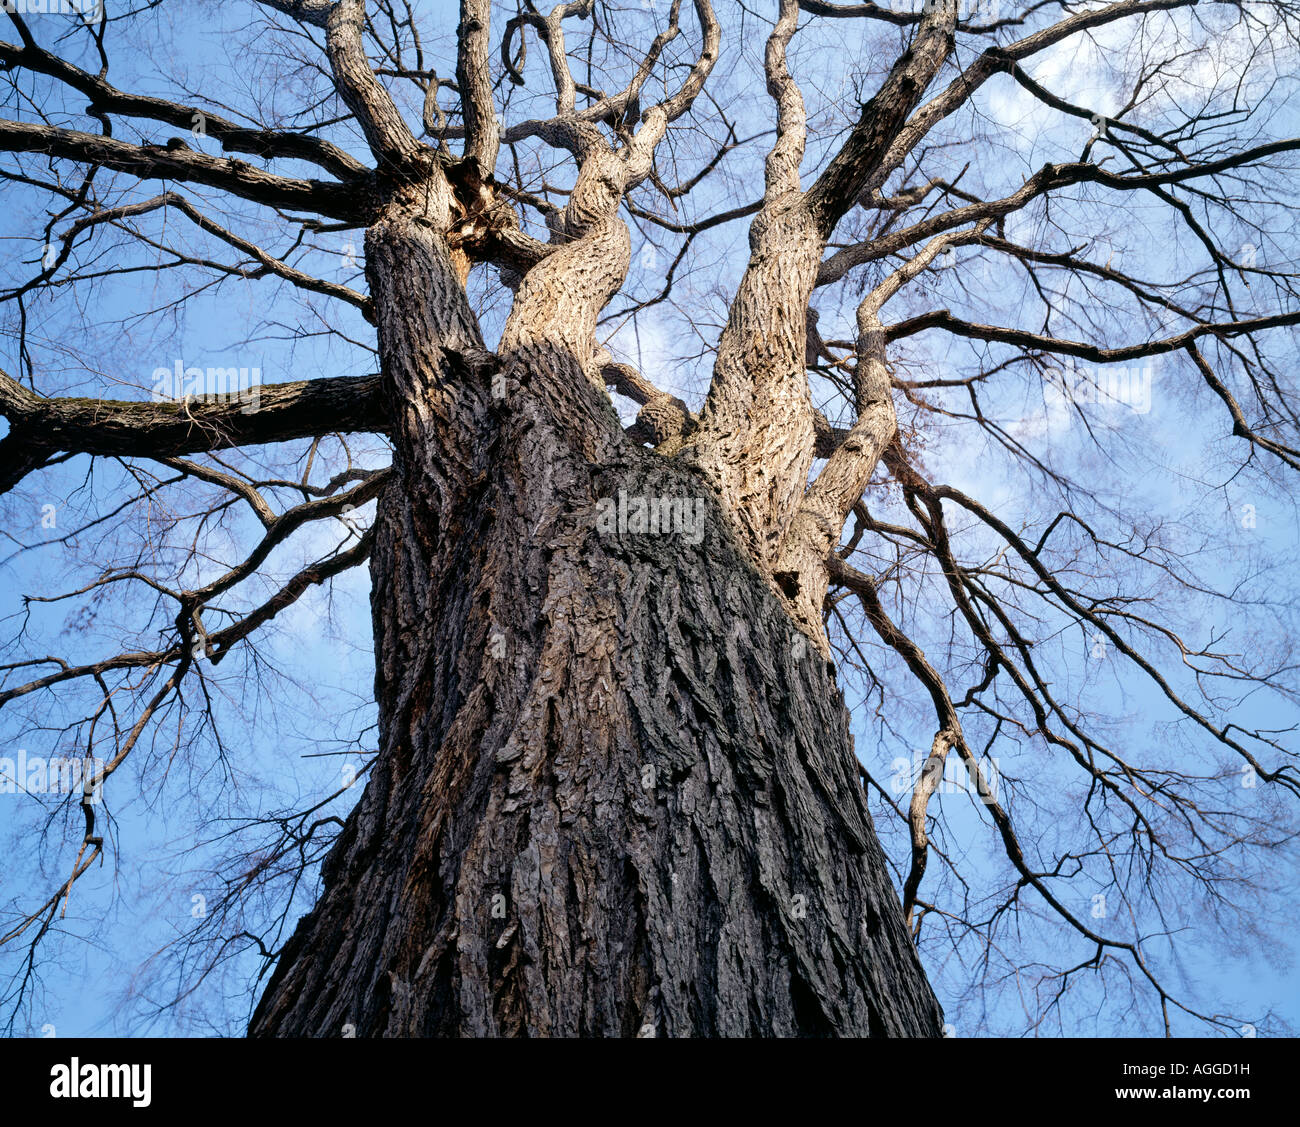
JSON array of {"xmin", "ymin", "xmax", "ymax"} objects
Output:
[{"xmin": 0, "ymin": 0, "xmax": 1297, "ymax": 1037}]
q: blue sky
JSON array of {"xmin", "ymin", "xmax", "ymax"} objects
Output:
[{"xmin": 1, "ymin": 0, "xmax": 1298, "ymax": 1036}]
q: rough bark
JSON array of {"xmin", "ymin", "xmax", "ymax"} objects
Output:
[
  {"xmin": 0, "ymin": 368, "xmax": 386, "ymax": 461},
  {"xmin": 3, "ymin": 0, "xmax": 1295, "ymax": 1042},
  {"xmin": 247, "ymin": 157, "xmax": 942, "ymax": 1036},
  {"xmin": 248, "ymin": 398, "xmax": 942, "ymax": 1037}
]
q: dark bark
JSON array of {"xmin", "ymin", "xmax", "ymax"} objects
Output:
[
  {"xmin": 0, "ymin": 39, "xmax": 367, "ymax": 181},
  {"xmin": 0, "ymin": 368, "xmax": 387, "ymax": 470},
  {"xmin": 248, "ymin": 181, "xmax": 942, "ymax": 1036},
  {"xmin": 249, "ymin": 428, "xmax": 942, "ymax": 1036},
  {"xmin": 2, "ymin": 0, "xmax": 1293, "ymax": 1042},
  {"xmin": 0, "ymin": 119, "xmax": 364, "ymax": 220}
]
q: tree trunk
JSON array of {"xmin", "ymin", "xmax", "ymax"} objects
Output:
[{"xmin": 247, "ymin": 174, "xmax": 943, "ymax": 1039}]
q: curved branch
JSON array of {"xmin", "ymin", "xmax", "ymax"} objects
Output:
[
  {"xmin": 0, "ymin": 119, "xmax": 363, "ymax": 220},
  {"xmin": 323, "ymin": 0, "xmax": 423, "ymax": 168},
  {"xmin": 0, "ymin": 38, "xmax": 367, "ymax": 181}
]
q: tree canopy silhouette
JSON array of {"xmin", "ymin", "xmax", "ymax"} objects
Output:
[{"xmin": 1, "ymin": 0, "xmax": 1298, "ymax": 1036}]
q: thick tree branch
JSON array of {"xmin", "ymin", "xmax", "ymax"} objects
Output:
[
  {"xmin": 456, "ymin": 0, "xmax": 500, "ymax": 175},
  {"xmin": 323, "ymin": 0, "xmax": 423, "ymax": 168},
  {"xmin": 0, "ymin": 368, "xmax": 388, "ymax": 493},
  {"xmin": 0, "ymin": 119, "xmax": 364, "ymax": 220},
  {"xmin": 804, "ymin": 4, "xmax": 956, "ymax": 233},
  {"xmin": 868, "ymin": 0, "xmax": 1202, "ymax": 197},
  {"xmin": 0, "ymin": 38, "xmax": 368, "ymax": 181}
]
